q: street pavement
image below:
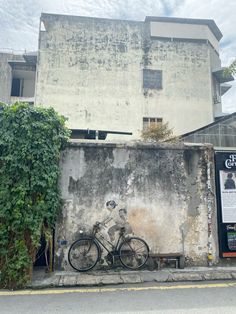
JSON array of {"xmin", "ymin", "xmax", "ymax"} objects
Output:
[
  {"xmin": 29, "ymin": 266, "xmax": 236, "ymax": 289},
  {"xmin": 1, "ymin": 281, "xmax": 236, "ymax": 313}
]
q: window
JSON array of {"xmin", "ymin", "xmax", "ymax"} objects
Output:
[
  {"xmin": 143, "ymin": 69, "xmax": 162, "ymax": 90},
  {"xmin": 143, "ymin": 117, "xmax": 163, "ymax": 130},
  {"xmin": 10, "ymin": 75, "xmax": 35, "ymax": 98},
  {"xmin": 11, "ymin": 78, "xmax": 22, "ymax": 96}
]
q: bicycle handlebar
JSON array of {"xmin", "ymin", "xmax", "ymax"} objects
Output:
[
  {"xmin": 93, "ymin": 221, "xmax": 105, "ymax": 233},
  {"xmin": 93, "ymin": 221, "xmax": 126, "ymax": 236}
]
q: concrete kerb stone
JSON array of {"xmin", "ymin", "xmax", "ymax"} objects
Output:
[
  {"xmin": 202, "ymin": 271, "xmax": 233, "ymax": 281},
  {"xmin": 59, "ymin": 275, "xmax": 78, "ymax": 286},
  {"xmin": 120, "ymin": 273, "xmax": 142, "ymax": 284},
  {"xmin": 141, "ymin": 270, "xmax": 170, "ymax": 283},
  {"xmin": 98, "ymin": 275, "xmax": 124, "ymax": 285},
  {"xmin": 76, "ymin": 275, "xmax": 101, "ymax": 286},
  {"xmin": 58, "ymin": 273, "xmax": 124, "ymax": 287},
  {"xmin": 60, "ymin": 274, "xmax": 102, "ymax": 286},
  {"xmin": 170, "ymin": 272, "xmax": 204, "ymax": 282}
]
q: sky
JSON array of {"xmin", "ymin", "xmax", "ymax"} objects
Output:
[{"xmin": 0, "ymin": 0, "xmax": 235, "ymax": 112}]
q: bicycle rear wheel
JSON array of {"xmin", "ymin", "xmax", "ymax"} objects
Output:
[
  {"xmin": 119, "ymin": 237, "xmax": 149, "ymax": 270},
  {"xmin": 68, "ymin": 237, "xmax": 100, "ymax": 272}
]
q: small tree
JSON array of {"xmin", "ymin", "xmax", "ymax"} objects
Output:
[
  {"xmin": 141, "ymin": 122, "xmax": 174, "ymax": 142},
  {"xmin": 224, "ymin": 59, "xmax": 236, "ymax": 76},
  {"xmin": 0, "ymin": 102, "xmax": 70, "ymax": 288}
]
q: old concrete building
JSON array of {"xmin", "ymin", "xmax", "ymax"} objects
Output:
[
  {"xmin": 35, "ymin": 13, "xmax": 233, "ymax": 140},
  {"xmin": 0, "ymin": 14, "xmax": 233, "ymax": 140},
  {"xmin": 0, "ymin": 52, "xmax": 37, "ymax": 105}
]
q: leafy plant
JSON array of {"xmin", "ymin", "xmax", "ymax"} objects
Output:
[
  {"xmin": 224, "ymin": 59, "xmax": 236, "ymax": 76},
  {"xmin": 141, "ymin": 122, "xmax": 174, "ymax": 142},
  {"xmin": 0, "ymin": 102, "xmax": 70, "ymax": 288}
]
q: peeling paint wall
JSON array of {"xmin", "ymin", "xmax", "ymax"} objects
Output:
[{"xmin": 55, "ymin": 142, "xmax": 217, "ymax": 270}]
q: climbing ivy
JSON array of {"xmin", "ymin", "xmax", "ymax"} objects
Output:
[{"xmin": 0, "ymin": 102, "xmax": 70, "ymax": 288}]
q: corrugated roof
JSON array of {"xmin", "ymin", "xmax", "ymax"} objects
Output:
[{"xmin": 181, "ymin": 112, "xmax": 236, "ymax": 138}]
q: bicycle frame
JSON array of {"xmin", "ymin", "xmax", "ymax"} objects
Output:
[{"xmin": 92, "ymin": 229, "xmax": 125, "ymax": 255}]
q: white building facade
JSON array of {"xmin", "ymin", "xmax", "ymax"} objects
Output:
[{"xmin": 1, "ymin": 14, "xmax": 233, "ymax": 140}]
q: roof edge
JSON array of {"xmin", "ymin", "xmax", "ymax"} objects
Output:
[
  {"xmin": 40, "ymin": 12, "xmax": 143, "ymax": 24},
  {"xmin": 145, "ymin": 16, "xmax": 223, "ymax": 41}
]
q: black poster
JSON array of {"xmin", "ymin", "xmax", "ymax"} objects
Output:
[{"xmin": 215, "ymin": 152, "xmax": 236, "ymax": 257}]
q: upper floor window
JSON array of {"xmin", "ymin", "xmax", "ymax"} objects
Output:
[
  {"xmin": 10, "ymin": 73, "xmax": 35, "ymax": 98},
  {"xmin": 143, "ymin": 117, "xmax": 163, "ymax": 130},
  {"xmin": 143, "ymin": 69, "xmax": 162, "ymax": 90},
  {"xmin": 11, "ymin": 78, "xmax": 23, "ymax": 96}
]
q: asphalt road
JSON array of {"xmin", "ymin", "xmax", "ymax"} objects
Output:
[{"xmin": 1, "ymin": 281, "xmax": 236, "ymax": 313}]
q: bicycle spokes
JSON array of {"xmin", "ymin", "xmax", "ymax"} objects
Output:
[
  {"xmin": 68, "ymin": 238, "xmax": 100, "ymax": 272},
  {"xmin": 119, "ymin": 238, "xmax": 149, "ymax": 270}
]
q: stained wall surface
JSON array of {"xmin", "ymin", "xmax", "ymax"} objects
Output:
[
  {"xmin": 36, "ymin": 14, "xmax": 220, "ymax": 140},
  {"xmin": 0, "ymin": 53, "xmax": 14, "ymax": 103},
  {"xmin": 55, "ymin": 142, "xmax": 218, "ymax": 270}
]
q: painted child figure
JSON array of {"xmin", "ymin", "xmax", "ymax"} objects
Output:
[{"xmin": 101, "ymin": 200, "xmax": 132, "ymax": 242}]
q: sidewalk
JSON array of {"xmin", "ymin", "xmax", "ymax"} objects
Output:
[{"xmin": 30, "ymin": 266, "xmax": 236, "ymax": 289}]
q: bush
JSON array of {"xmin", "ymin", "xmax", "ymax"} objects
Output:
[
  {"xmin": 0, "ymin": 102, "xmax": 70, "ymax": 288},
  {"xmin": 141, "ymin": 122, "xmax": 174, "ymax": 142}
]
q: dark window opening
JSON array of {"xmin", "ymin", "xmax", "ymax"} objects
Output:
[
  {"xmin": 11, "ymin": 78, "xmax": 21, "ymax": 96},
  {"xmin": 143, "ymin": 69, "xmax": 162, "ymax": 89}
]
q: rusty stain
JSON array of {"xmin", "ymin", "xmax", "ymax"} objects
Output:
[{"xmin": 128, "ymin": 207, "xmax": 158, "ymax": 239}]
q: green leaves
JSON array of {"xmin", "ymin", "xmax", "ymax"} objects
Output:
[
  {"xmin": 0, "ymin": 102, "xmax": 70, "ymax": 288},
  {"xmin": 141, "ymin": 122, "xmax": 174, "ymax": 142},
  {"xmin": 224, "ymin": 59, "xmax": 236, "ymax": 76}
]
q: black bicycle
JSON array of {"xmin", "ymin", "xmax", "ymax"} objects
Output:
[{"xmin": 68, "ymin": 222, "xmax": 149, "ymax": 272}]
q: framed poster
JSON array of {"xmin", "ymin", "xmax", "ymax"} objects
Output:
[
  {"xmin": 220, "ymin": 170, "xmax": 236, "ymax": 223},
  {"xmin": 215, "ymin": 152, "xmax": 236, "ymax": 257}
]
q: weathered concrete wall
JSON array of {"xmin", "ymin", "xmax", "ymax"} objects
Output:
[
  {"xmin": 142, "ymin": 38, "xmax": 213, "ymax": 136},
  {"xmin": 55, "ymin": 142, "xmax": 218, "ymax": 270},
  {"xmin": 0, "ymin": 53, "xmax": 13, "ymax": 103},
  {"xmin": 36, "ymin": 14, "xmax": 218, "ymax": 140}
]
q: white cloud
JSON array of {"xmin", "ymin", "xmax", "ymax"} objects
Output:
[{"xmin": 0, "ymin": 0, "xmax": 235, "ymax": 110}]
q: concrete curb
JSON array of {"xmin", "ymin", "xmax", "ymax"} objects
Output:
[{"xmin": 29, "ymin": 267, "xmax": 236, "ymax": 289}]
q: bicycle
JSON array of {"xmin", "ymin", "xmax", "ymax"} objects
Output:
[{"xmin": 68, "ymin": 221, "xmax": 149, "ymax": 272}]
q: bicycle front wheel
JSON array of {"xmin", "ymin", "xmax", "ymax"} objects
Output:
[
  {"xmin": 68, "ymin": 237, "xmax": 100, "ymax": 272},
  {"xmin": 119, "ymin": 237, "xmax": 149, "ymax": 270}
]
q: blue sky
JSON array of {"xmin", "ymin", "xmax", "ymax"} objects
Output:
[{"xmin": 0, "ymin": 0, "xmax": 235, "ymax": 111}]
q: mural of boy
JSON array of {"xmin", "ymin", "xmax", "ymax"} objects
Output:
[{"xmin": 101, "ymin": 200, "xmax": 132, "ymax": 242}]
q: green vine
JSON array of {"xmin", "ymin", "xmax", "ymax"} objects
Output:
[{"xmin": 0, "ymin": 102, "xmax": 70, "ymax": 288}]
